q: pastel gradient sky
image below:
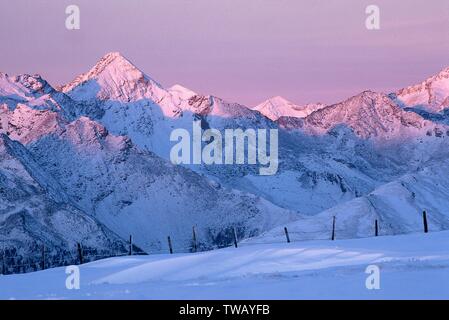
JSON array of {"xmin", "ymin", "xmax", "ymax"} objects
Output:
[{"xmin": 0, "ymin": 0, "xmax": 448, "ymax": 106}]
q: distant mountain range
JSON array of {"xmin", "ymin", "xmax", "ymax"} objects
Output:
[{"xmin": 1, "ymin": 52, "xmax": 449, "ymax": 273}]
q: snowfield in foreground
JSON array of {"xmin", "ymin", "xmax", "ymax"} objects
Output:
[{"xmin": 1, "ymin": 231, "xmax": 448, "ymax": 300}]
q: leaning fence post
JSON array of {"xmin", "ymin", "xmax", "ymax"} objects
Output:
[
  {"xmin": 129, "ymin": 235, "xmax": 133, "ymax": 256},
  {"xmin": 192, "ymin": 226, "xmax": 198, "ymax": 253},
  {"xmin": 167, "ymin": 236, "xmax": 173, "ymax": 254},
  {"xmin": 77, "ymin": 242, "xmax": 84, "ymax": 265},
  {"xmin": 423, "ymin": 210, "xmax": 428, "ymax": 233},
  {"xmin": 284, "ymin": 227, "xmax": 291, "ymax": 243},
  {"xmin": 375, "ymin": 219, "xmax": 379, "ymax": 237},
  {"xmin": 41, "ymin": 244, "xmax": 45, "ymax": 270},
  {"xmin": 331, "ymin": 216, "xmax": 336, "ymax": 240},
  {"xmin": 233, "ymin": 227, "xmax": 238, "ymax": 248}
]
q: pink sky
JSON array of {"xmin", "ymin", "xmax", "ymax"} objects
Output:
[{"xmin": 0, "ymin": 0, "xmax": 448, "ymax": 106}]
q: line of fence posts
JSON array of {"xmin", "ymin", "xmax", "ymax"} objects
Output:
[
  {"xmin": 136, "ymin": 211, "xmax": 428, "ymax": 256},
  {"xmin": 0, "ymin": 209, "xmax": 434, "ymax": 274},
  {"xmin": 65, "ymin": 210, "xmax": 434, "ymax": 260},
  {"xmin": 56, "ymin": 211, "xmax": 434, "ymax": 261}
]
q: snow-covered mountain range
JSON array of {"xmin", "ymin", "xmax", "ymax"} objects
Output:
[{"xmin": 1, "ymin": 52, "xmax": 449, "ymax": 273}]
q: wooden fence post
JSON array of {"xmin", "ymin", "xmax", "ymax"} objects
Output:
[
  {"xmin": 1, "ymin": 247, "xmax": 4, "ymax": 275},
  {"xmin": 423, "ymin": 210, "xmax": 428, "ymax": 233},
  {"xmin": 192, "ymin": 226, "xmax": 198, "ymax": 253},
  {"xmin": 233, "ymin": 227, "xmax": 238, "ymax": 248},
  {"xmin": 77, "ymin": 242, "xmax": 84, "ymax": 265},
  {"xmin": 167, "ymin": 236, "xmax": 173, "ymax": 254},
  {"xmin": 331, "ymin": 216, "xmax": 336, "ymax": 241},
  {"xmin": 284, "ymin": 227, "xmax": 291, "ymax": 243},
  {"xmin": 129, "ymin": 235, "xmax": 133, "ymax": 256},
  {"xmin": 41, "ymin": 244, "xmax": 45, "ymax": 270},
  {"xmin": 375, "ymin": 220, "xmax": 378, "ymax": 237}
]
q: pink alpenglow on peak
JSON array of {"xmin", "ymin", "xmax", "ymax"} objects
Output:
[
  {"xmin": 0, "ymin": 73, "xmax": 53, "ymax": 100},
  {"xmin": 61, "ymin": 52, "xmax": 166, "ymax": 103},
  {"xmin": 168, "ymin": 84, "xmax": 197, "ymax": 100},
  {"xmin": 253, "ymin": 96, "xmax": 326, "ymax": 121},
  {"xmin": 396, "ymin": 66, "xmax": 449, "ymax": 113},
  {"xmin": 298, "ymin": 90, "xmax": 434, "ymax": 140}
]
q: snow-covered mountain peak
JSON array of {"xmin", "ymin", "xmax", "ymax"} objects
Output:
[
  {"xmin": 298, "ymin": 90, "xmax": 434, "ymax": 139},
  {"xmin": 434, "ymin": 66, "xmax": 449, "ymax": 79},
  {"xmin": 184, "ymin": 94, "xmax": 264, "ymax": 121},
  {"xmin": 396, "ymin": 66, "xmax": 449, "ymax": 112},
  {"xmin": 356, "ymin": 89, "xmax": 381, "ymax": 98},
  {"xmin": 343, "ymin": 90, "xmax": 389, "ymax": 107},
  {"xmin": 100, "ymin": 51, "xmax": 126, "ymax": 62},
  {"xmin": 61, "ymin": 52, "xmax": 165, "ymax": 103},
  {"xmin": 0, "ymin": 72, "xmax": 82, "ymax": 122},
  {"xmin": 64, "ymin": 52, "xmax": 144, "ymax": 86},
  {"xmin": 422, "ymin": 66, "xmax": 449, "ymax": 84},
  {"xmin": 254, "ymin": 96, "xmax": 325, "ymax": 121},
  {"xmin": 59, "ymin": 52, "xmax": 269, "ymax": 121},
  {"xmin": 83, "ymin": 52, "xmax": 143, "ymax": 78},
  {"xmin": 265, "ymin": 95, "xmax": 292, "ymax": 106},
  {"xmin": 61, "ymin": 116, "xmax": 133, "ymax": 154},
  {"xmin": 0, "ymin": 73, "xmax": 53, "ymax": 99},
  {"xmin": 168, "ymin": 84, "xmax": 197, "ymax": 100},
  {"xmin": 13, "ymin": 74, "xmax": 54, "ymax": 95}
]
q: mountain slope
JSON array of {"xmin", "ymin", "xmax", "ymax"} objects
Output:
[
  {"xmin": 0, "ymin": 134, "xmax": 128, "ymax": 273},
  {"xmin": 256, "ymin": 160, "xmax": 449, "ymax": 242},
  {"xmin": 22, "ymin": 116, "xmax": 298, "ymax": 253},
  {"xmin": 0, "ymin": 72, "xmax": 81, "ymax": 120}
]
